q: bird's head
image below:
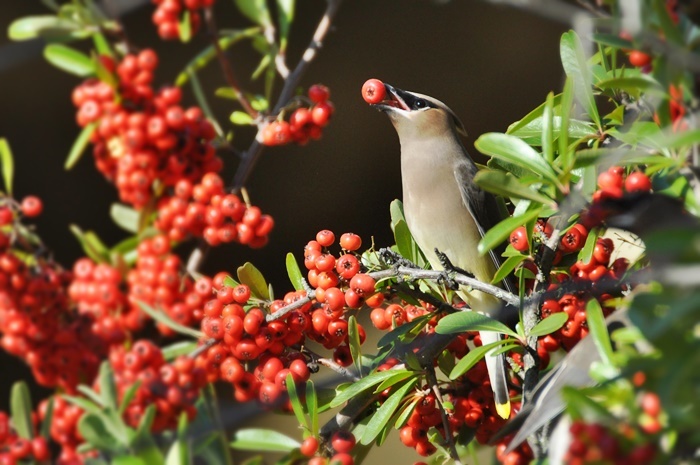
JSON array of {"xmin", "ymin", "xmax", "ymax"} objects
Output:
[{"xmin": 368, "ymin": 81, "xmax": 467, "ymax": 139}]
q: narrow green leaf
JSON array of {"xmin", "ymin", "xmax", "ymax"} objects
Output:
[
  {"xmin": 178, "ymin": 10, "xmax": 192, "ymax": 43},
  {"xmin": 187, "ymin": 70, "xmax": 224, "ymax": 138},
  {"xmin": 135, "ymin": 405, "xmax": 157, "ymax": 438},
  {"xmin": 40, "ymin": 397, "xmax": 54, "ymax": 438},
  {"xmin": 394, "ymin": 219, "xmax": 421, "ymax": 265},
  {"xmin": 78, "ymin": 413, "xmax": 120, "ymax": 451},
  {"xmin": 285, "ymin": 373, "xmax": 308, "ymax": 430},
  {"xmin": 596, "ymin": 76, "xmax": 665, "ymax": 97},
  {"xmin": 542, "ymin": 92, "xmax": 554, "ymax": 163},
  {"xmin": 98, "ymin": 361, "xmax": 118, "ymax": 410},
  {"xmin": 63, "ymin": 394, "xmax": 104, "ymax": 415},
  {"xmin": 230, "ymin": 111, "xmax": 254, "ymax": 125},
  {"xmin": 360, "ymin": 379, "xmax": 417, "ymax": 445},
  {"xmin": 8, "ymin": 15, "xmax": 85, "ymax": 41},
  {"xmin": 560, "ymin": 31, "xmax": 601, "ymax": 128},
  {"xmin": 44, "ymin": 44, "xmax": 95, "ymax": 77},
  {"xmin": 306, "ymin": 380, "xmax": 318, "ymax": 437},
  {"xmin": 92, "ymin": 33, "xmax": 114, "ymax": 57},
  {"xmin": 285, "ymin": 253, "xmax": 304, "ymax": 291},
  {"xmin": 478, "ymin": 207, "xmax": 542, "ymax": 256},
  {"xmin": 585, "ymin": 298, "xmax": 613, "ymax": 366},
  {"xmin": 474, "ymin": 170, "xmax": 554, "ymax": 206},
  {"xmin": 0, "ymin": 138, "xmax": 15, "ymax": 195},
  {"xmin": 10, "ymin": 382, "xmax": 34, "ymax": 439},
  {"xmin": 449, "ymin": 340, "xmax": 510, "ymax": 379},
  {"xmin": 394, "ymin": 398, "xmax": 419, "ymax": 429},
  {"xmin": 507, "ymin": 94, "xmax": 563, "ymax": 135},
  {"xmin": 69, "ymin": 225, "xmax": 110, "ymax": 263},
  {"xmin": 119, "ymin": 381, "xmax": 142, "ymax": 415},
  {"xmin": 347, "ymin": 315, "xmax": 363, "ymax": 375},
  {"xmin": 237, "ymin": 262, "xmax": 270, "ymax": 300},
  {"xmin": 162, "ymin": 341, "xmax": 197, "ymax": 360},
  {"xmin": 437, "ymin": 348, "xmax": 455, "ymax": 376},
  {"xmin": 330, "ymin": 370, "xmax": 406, "ymax": 408},
  {"xmin": 276, "ymin": 0, "xmax": 295, "ymax": 52},
  {"xmin": 577, "ymin": 227, "xmax": 599, "ymax": 266},
  {"xmin": 435, "ymin": 312, "xmax": 519, "ymax": 339},
  {"xmin": 558, "ymin": 76, "xmax": 574, "ymax": 173},
  {"xmin": 374, "ymin": 371, "xmax": 415, "ymax": 394},
  {"xmin": 235, "ymin": 0, "xmax": 272, "ymax": 26},
  {"xmin": 65, "ymin": 122, "xmax": 97, "ymax": 170},
  {"xmin": 492, "ymin": 254, "xmax": 527, "ymax": 285},
  {"xmin": 474, "ymin": 133, "xmax": 558, "ymax": 184},
  {"xmin": 113, "ymin": 457, "xmax": 148, "ymax": 465},
  {"xmin": 591, "ymin": 33, "xmax": 633, "ymax": 49},
  {"xmin": 529, "ymin": 312, "xmax": 569, "ymax": 337},
  {"xmin": 230, "ymin": 428, "xmax": 300, "ymax": 452},
  {"xmin": 138, "ymin": 301, "xmax": 204, "ymax": 339},
  {"xmin": 110, "ymin": 203, "xmax": 140, "ymax": 233}
]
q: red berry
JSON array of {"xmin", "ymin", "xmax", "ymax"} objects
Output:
[
  {"xmin": 331, "ymin": 430, "xmax": 356, "ymax": 453},
  {"xmin": 339, "ymin": 233, "xmax": 362, "ymax": 251},
  {"xmin": 628, "ymin": 50, "xmax": 652, "ymax": 67},
  {"xmin": 308, "ymin": 84, "xmax": 330, "ymax": 103},
  {"xmin": 20, "ymin": 196, "xmax": 43, "ymax": 217},
  {"xmin": 509, "ymin": 226, "xmax": 529, "ymax": 252},
  {"xmin": 300, "ymin": 436, "xmax": 319, "ymax": 457},
  {"xmin": 625, "ymin": 171, "xmax": 652, "ymax": 192},
  {"xmin": 559, "ymin": 225, "xmax": 586, "ymax": 253},
  {"xmin": 311, "ymin": 102, "xmax": 333, "ymax": 127},
  {"xmin": 316, "ymin": 229, "xmax": 335, "ymax": 247},
  {"xmin": 362, "ymin": 79, "xmax": 386, "ymax": 104},
  {"xmin": 641, "ymin": 392, "xmax": 662, "ymax": 417}
]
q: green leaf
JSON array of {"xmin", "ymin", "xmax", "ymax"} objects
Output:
[
  {"xmin": 44, "ymin": 44, "xmax": 95, "ymax": 77},
  {"xmin": 135, "ymin": 405, "xmax": 157, "ymax": 439},
  {"xmin": 63, "ymin": 394, "xmax": 104, "ymax": 415},
  {"xmin": 474, "ymin": 133, "xmax": 559, "ymax": 185},
  {"xmin": 285, "ymin": 253, "xmax": 304, "ymax": 291},
  {"xmin": 306, "ymin": 380, "xmax": 318, "ymax": 437},
  {"xmin": 577, "ymin": 227, "xmax": 599, "ymax": 267},
  {"xmin": 558, "ymin": 77, "xmax": 574, "ymax": 171},
  {"xmin": 330, "ymin": 370, "xmax": 407, "ymax": 408},
  {"xmin": 235, "ymin": 0, "xmax": 272, "ymax": 27},
  {"xmin": 118, "ymin": 381, "xmax": 142, "ymax": 415},
  {"xmin": 65, "ymin": 122, "xmax": 97, "ymax": 170},
  {"xmin": 449, "ymin": 340, "xmax": 510, "ymax": 380},
  {"xmin": 508, "ymin": 117, "xmax": 596, "ymax": 144},
  {"xmin": 393, "ymin": 219, "xmax": 422, "ymax": 265},
  {"xmin": 276, "ymin": 0, "xmax": 295, "ymax": 52},
  {"xmin": 0, "ymin": 138, "xmax": 15, "ymax": 195},
  {"xmin": 507, "ymin": 94, "xmax": 562, "ymax": 135},
  {"xmin": 435, "ymin": 312, "xmax": 519, "ymax": 339},
  {"xmin": 162, "ymin": 341, "xmax": 197, "ymax": 360},
  {"xmin": 113, "ymin": 458, "xmax": 148, "ymax": 465},
  {"xmin": 373, "ymin": 371, "xmax": 415, "ymax": 394},
  {"xmin": 10, "ymin": 382, "xmax": 34, "ymax": 439},
  {"xmin": 230, "ymin": 428, "xmax": 300, "ymax": 452},
  {"xmin": 585, "ymin": 298, "xmax": 613, "ymax": 366},
  {"xmin": 529, "ymin": 312, "xmax": 569, "ymax": 337},
  {"xmin": 230, "ymin": 111, "xmax": 254, "ymax": 125},
  {"xmin": 237, "ymin": 262, "xmax": 270, "ymax": 300},
  {"xmin": 478, "ymin": 207, "xmax": 542, "ymax": 256},
  {"xmin": 348, "ymin": 315, "xmax": 363, "ymax": 374},
  {"xmin": 178, "ymin": 10, "xmax": 192, "ymax": 43},
  {"xmin": 8, "ymin": 15, "xmax": 86, "ymax": 41},
  {"xmin": 110, "ymin": 203, "xmax": 140, "ymax": 233},
  {"xmin": 360, "ymin": 379, "xmax": 417, "ymax": 445},
  {"xmin": 596, "ymin": 76, "xmax": 665, "ymax": 97},
  {"xmin": 285, "ymin": 373, "xmax": 308, "ymax": 430},
  {"xmin": 138, "ymin": 301, "xmax": 204, "ymax": 339},
  {"xmin": 69, "ymin": 225, "xmax": 110, "ymax": 263},
  {"xmin": 492, "ymin": 254, "xmax": 527, "ymax": 285},
  {"xmin": 98, "ymin": 361, "xmax": 118, "ymax": 410},
  {"xmin": 78, "ymin": 413, "xmax": 121, "ymax": 451},
  {"xmin": 40, "ymin": 397, "xmax": 54, "ymax": 438},
  {"xmin": 542, "ymin": 92, "xmax": 554, "ymax": 163},
  {"xmin": 474, "ymin": 170, "xmax": 554, "ymax": 206},
  {"xmin": 165, "ymin": 413, "xmax": 189, "ymax": 465},
  {"xmin": 92, "ymin": 32, "xmax": 114, "ymax": 57},
  {"xmin": 560, "ymin": 30, "xmax": 601, "ymax": 128}
]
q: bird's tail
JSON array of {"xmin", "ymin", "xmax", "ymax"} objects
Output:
[{"xmin": 481, "ymin": 330, "xmax": 511, "ymax": 419}]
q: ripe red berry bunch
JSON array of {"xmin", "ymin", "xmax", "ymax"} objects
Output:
[
  {"xmin": 109, "ymin": 340, "xmax": 207, "ymax": 432},
  {"xmin": 261, "ymin": 84, "xmax": 335, "ymax": 146},
  {"xmin": 0, "ymin": 411, "xmax": 51, "ymax": 464},
  {"xmin": 151, "ymin": 0, "xmax": 213, "ymax": 40},
  {"xmin": 73, "ymin": 49, "xmax": 222, "ymax": 209},
  {"xmin": 592, "ymin": 166, "xmax": 653, "ymax": 204},
  {"xmin": 565, "ymin": 419, "xmax": 657, "ymax": 464},
  {"xmin": 154, "ymin": 172, "xmax": 274, "ymax": 247},
  {"xmin": 39, "ymin": 397, "xmax": 88, "ymax": 464}
]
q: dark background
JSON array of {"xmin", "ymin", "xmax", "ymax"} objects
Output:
[{"xmin": 0, "ymin": 0, "xmax": 566, "ymax": 457}]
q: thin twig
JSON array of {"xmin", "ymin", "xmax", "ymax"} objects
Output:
[
  {"xmin": 232, "ymin": 0, "xmax": 343, "ymax": 190},
  {"xmin": 203, "ymin": 6, "xmax": 257, "ymax": 117},
  {"xmin": 303, "ymin": 347, "xmax": 360, "ymax": 382},
  {"xmin": 427, "ymin": 367, "xmax": 463, "ymax": 465}
]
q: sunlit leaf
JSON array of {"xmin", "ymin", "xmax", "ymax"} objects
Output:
[
  {"xmin": 237, "ymin": 262, "xmax": 270, "ymax": 300},
  {"xmin": 435, "ymin": 312, "xmax": 519, "ymax": 339},
  {"xmin": 560, "ymin": 30, "xmax": 601, "ymax": 128},
  {"xmin": 110, "ymin": 203, "xmax": 139, "ymax": 233},
  {"xmin": 474, "ymin": 133, "xmax": 559, "ymax": 185},
  {"xmin": 586, "ymin": 298, "xmax": 613, "ymax": 366},
  {"xmin": 44, "ymin": 44, "xmax": 95, "ymax": 77},
  {"xmin": 0, "ymin": 138, "xmax": 15, "ymax": 195},
  {"xmin": 8, "ymin": 15, "xmax": 87, "ymax": 41},
  {"xmin": 478, "ymin": 207, "xmax": 542, "ymax": 256},
  {"xmin": 230, "ymin": 428, "xmax": 300, "ymax": 452},
  {"xmin": 529, "ymin": 312, "xmax": 569, "ymax": 337},
  {"xmin": 474, "ymin": 170, "xmax": 554, "ymax": 206},
  {"xmin": 449, "ymin": 340, "xmax": 510, "ymax": 379},
  {"xmin": 360, "ymin": 379, "xmax": 417, "ymax": 445},
  {"xmin": 10, "ymin": 382, "xmax": 33, "ymax": 439}
]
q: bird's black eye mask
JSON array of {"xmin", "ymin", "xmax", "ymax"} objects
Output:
[{"xmin": 398, "ymin": 91, "xmax": 436, "ymax": 111}]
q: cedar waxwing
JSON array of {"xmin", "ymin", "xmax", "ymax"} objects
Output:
[{"xmin": 370, "ymin": 82, "xmax": 516, "ymax": 419}]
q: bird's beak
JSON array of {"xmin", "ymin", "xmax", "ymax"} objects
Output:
[{"xmin": 371, "ymin": 83, "xmax": 411, "ymax": 112}]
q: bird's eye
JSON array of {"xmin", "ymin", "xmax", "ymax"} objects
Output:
[{"xmin": 413, "ymin": 100, "xmax": 427, "ymax": 110}]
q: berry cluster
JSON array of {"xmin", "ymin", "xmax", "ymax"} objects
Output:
[
  {"xmin": 72, "ymin": 49, "xmax": 222, "ymax": 209},
  {"xmin": 155, "ymin": 173, "xmax": 274, "ymax": 246},
  {"xmin": 151, "ymin": 0, "xmax": 213, "ymax": 40},
  {"xmin": 109, "ymin": 340, "xmax": 207, "ymax": 432},
  {"xmin": 302, "ymin": 430, "xmax": 356, "ymax": 465},
  {"xmin": 261, "ymin": 85, "xmax": 334, "ymax": 146},
  {"xmin": 0, "ymin": 411, "xmax": 50, "ymax": 464},
  {"xmin": 39, "ymin": 396, "xmax": 86, "ymax": 464}
]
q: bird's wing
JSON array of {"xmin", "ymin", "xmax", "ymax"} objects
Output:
[{"xmin": 454, "ymin": 158, "xmax": 516, "ymax": 294}]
